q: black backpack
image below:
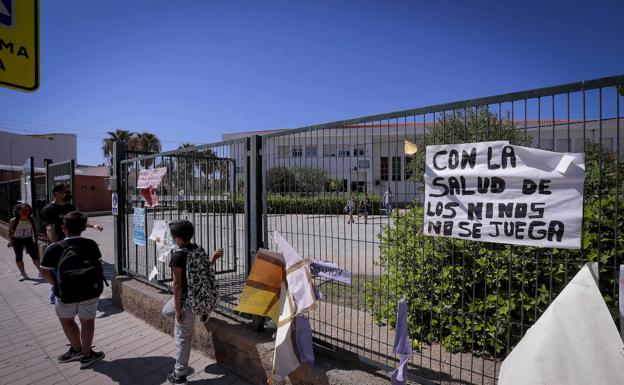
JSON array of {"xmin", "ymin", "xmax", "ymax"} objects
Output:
[{"xmin": 56, "ymin": 241, "xmax": 106, "ymax": 303}]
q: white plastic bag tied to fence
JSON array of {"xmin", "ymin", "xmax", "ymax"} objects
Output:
[
  {"xmin": 424, "ymin": 141, "xmax": 585, "ymax": 248},
  {"xmin": 149, "ymin": 220, "xmax": 174, "ymax": 262}
]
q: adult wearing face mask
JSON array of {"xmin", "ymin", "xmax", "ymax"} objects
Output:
[{"xmin": 40, "ymin": 184, "xmax": 103, "ymax": 244}]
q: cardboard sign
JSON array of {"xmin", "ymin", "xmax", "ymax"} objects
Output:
[
  {"xmin": 137, "ymin": 167, "xmax": 167, "ymax": 189},
  {"xmin": 424, "ymin": 141, "xmax": 585, "ymax": 248}
]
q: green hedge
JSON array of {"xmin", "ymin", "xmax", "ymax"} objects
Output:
[
  {"xmin": 177, "ymin": 193, "xmax": 383, "ymax": 215},
  {"xmin": 366, "ymin": 144, "xmax": 623, "ymax": 357}
]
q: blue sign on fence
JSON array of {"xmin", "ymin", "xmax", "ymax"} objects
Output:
[{"xmin": 133, "ymin": 208, "xmax": 146, "ymax": 246}]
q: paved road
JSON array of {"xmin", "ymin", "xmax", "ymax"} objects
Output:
[{"xmin": 0, "ymin": 228, "xmax": 251, "ymax": 385}]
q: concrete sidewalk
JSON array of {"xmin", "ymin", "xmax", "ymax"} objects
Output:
[{"xmin": 0, "ymin": 242, "xmax": 251, "ymax": 385}]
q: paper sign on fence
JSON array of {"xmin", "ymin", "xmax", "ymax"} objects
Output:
[
  {"xmin": 310, "ymin": 261, "xmax": 352, "ymax": 284},
  {"xmin": 137, "ymin": 167, "xmax": 167, "ymax": 189},
  {"xmin": 423, "ymin": 141, "xmax": 585, "ymax": 248},
  {"xmin": 132, "ymin": 208, "xmax": 146, "ymax": 246}
]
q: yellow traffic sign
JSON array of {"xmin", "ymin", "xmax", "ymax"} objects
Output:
[{"xmin": 0, "ymin": 0, "xmax": 39, "ymax": 91}]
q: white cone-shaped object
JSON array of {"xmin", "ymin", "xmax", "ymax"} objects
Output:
[{"xmin": 499, "ymin": 263, "xmax": 624, "ymax": 385}]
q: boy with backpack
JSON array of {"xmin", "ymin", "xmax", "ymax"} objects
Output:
[
  {"xmin": 162, "ymin": 220, "xmax": 222, "ymax": 384},
  {"xmin": 40, "ymin": 211, "xmax": 107, "ymax": 369}
]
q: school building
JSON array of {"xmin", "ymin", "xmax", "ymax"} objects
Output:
[{"xmin": 223, "ymin": 119, "xmax": 623, "ymax": 205}]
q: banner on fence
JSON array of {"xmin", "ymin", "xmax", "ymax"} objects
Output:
[
  {"xmin": 424, "ymin": 141, "xmax": 585, "ymax": 248},
  {"xmin": 137, "ymin": 167, "xmax": 167, "ymax": 189},
  {"xmin": 310, "ymin": 260, "xmax": 352, "ymax": 284},
  {"xmin": 133, "ymin": 208, "xmax": 146, "ymax": 246}
]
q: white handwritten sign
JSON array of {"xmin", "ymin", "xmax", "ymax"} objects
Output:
[
  {"xmin": 424, "ymin": 141, "xmax": 585, "ymax": 249},
  {"xmin": 137, "ymin": 167, "xmax": 167, "ymax": 189},
  {"xmin": 310, "ymin": 260, "xmax": 352, "ymax": 284}
]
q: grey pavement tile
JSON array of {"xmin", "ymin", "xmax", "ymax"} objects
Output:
[
  {"xmin": 31, "ymin": 372, "xmax": 66, "ymax": 385},
  {"xmin": 0, "ymin": 369, "xmax": 32, "ymax": 384},
  {"xmin": 30, "ymin": 365, "xmax": 64, "ymax": 383}
]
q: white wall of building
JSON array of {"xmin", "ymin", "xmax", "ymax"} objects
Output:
[
  {"xmin": 0, "ymin": 131, "xmax": 77, "ymax": 167},
  {"xmin": 226, "ymin": 119, "xmax": 623, "ymax": 205}
]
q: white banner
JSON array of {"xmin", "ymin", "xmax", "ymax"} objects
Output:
[
  {"xmin": 310, "ymin": 260, "xmax": 352, "ymax": 285},
  {"xmin": 137, "ymin": 167, "xmax": 167, "ymax": 189},
  {"xmin": 424, "ymin": 141, "xmax": 585, "ymax": 248}
]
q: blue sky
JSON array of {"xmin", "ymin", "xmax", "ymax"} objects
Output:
[{"xmin": 0, "ymin": 0, "xmax": 622, "ymax": 165}]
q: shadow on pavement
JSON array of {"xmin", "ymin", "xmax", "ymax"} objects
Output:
[
  {"xmin": 92, "ymin": 356, "xmax": 175, "ymax": 385},
  {"xmin": 97, "ymin": 297, "xmax": 123, "ymax": 319}
]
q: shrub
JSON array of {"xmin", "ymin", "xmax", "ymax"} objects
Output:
[{"xmin": 367, "ymin": 142, "xmax": 623, "ymax": 357}]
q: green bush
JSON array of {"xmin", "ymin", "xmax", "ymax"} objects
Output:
[
  {"xmin": 177, "ymin": 193, "xmax": 383, "ymax": 215},
  {"xmin": 267, "ymin": 193, "xmax": 382, "ymax": 215},
  {"xmin": 366, "ymin": 143, "xmax": 623, "ymax": 357}
]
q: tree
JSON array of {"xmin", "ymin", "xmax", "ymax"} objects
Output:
[
  {"xmin": 293, "ymin": 166, "xmax": 327, "ymax": 195},
  {"xmin": 267, "ymin": 166, "xmax": 296, "ymax": 194},
  {"xmin": 134, "ymin": 132, "xmax": 162, "ymax": 154},
  {"xmin": 406, "ymin": 107, "xmax": 527, "ymax": 185},
  {"xmin": 102, "ymin": 129, "xmax": 134, "ymax": 166}
]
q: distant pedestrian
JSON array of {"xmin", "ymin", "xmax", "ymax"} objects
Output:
[
  {"xmin": 40, "ymin": 211, "xmax": 107, "ymax": 369},
  {"xmin": 41, "ymin": 184, "xmax": 104, "ymax": 304},
  {"xmin": 162, "ymin": 220, "xmax": 222, "ymax": 384},
  {"xmin": 359, "ymin": 193, "xmax": 371, "ymax": 225},
  {"xmin": 383, "ymin": 188, "xmax": 394, "ymax": 216},
  {"xmin": 344, "ymin": 193, "xmax": 356, "ymax": 224},
  {"xmin": 6, "ymin": 203, "xmax": 41, "ymax": 281}
]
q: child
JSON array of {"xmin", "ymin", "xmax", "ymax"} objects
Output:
[
  {"xmin": 162, "ymin": 220, "xmax": 222, "ymax": 384},
  {"xmin": 360, "ymin": 193, "xmax": 372, "ymax": 225},
  {"xmin": 344, "ymin": 193, "xmax": 356, "ymax": 224},
  {"xmin": 40, "ymin": 211, "xmax": 106, "ymax": 369},
  {"xmin": 7, "ymin": 203, "xmax": 41, "ymax": 281}
]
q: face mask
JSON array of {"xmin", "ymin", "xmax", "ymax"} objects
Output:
[{"xmin": 63, "ymin": 194, "xmax": 72, "ymax": 202}]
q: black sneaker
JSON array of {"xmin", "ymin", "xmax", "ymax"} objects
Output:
[
  {"xmin": 167, "ymin": 370, "xmax": 188, "ymax": 384},
  {"xmin": 57, "ymin": 347, "xmax": 82, "ymax": 363},
  {"xmin": 79, "ymin": 350, "xmax": 105, "ymax": 369}
]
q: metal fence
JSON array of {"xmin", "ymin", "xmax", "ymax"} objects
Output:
[
  {"xmin": 116, "ymin": 74, "xmax": 623, "ymax": 385},
  {"xmin": 118, "ymin": 139, "xmax": 250, "ymax": 312}
]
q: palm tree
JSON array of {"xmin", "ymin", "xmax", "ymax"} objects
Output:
[
  {"xmin": 134, "ymin": 132, "xmax": 162, "ymax": 154},
  {"xmin": 102, "ymin": 129, "xmax": 135, "ymax": 166}
]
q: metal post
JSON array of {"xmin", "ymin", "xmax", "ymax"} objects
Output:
[
  {"xmin": 246, "ymin": 135, "xmax": 265, "ymax": 331},
  {"xmin": 112, "ymin": 139, "xmax": 126, "ymax": 276}
]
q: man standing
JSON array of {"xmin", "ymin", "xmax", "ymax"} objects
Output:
[
  {"xmin": 40, "ymin": 184, "xmax": 103, "ymax": 244},
  {"xmin": 382, "ymin": 188, "xmax": 394, "ymax": 217}
]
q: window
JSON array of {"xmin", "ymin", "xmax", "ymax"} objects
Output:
[
  {"xmin": 278, "ymin": 145, "xmax": 289, "ymax": 158},
  {"xmin": 380, "ymin": 157, "xmax": 389, "ymax": 181},
  {"xmin": 405, "ymin": 155, "xmax": 415, "ymax": 180},
  {"xmin": 291, "ymin": 147, "xmax": 303, "ymax": 157},
  {"xmin": 353, "ymin": 148, "xmax": 365, "ymax": 157},
  {"xmin": 357, "ymin": 160, "xmax": 370, "ymax": 169},
  {"xmin": 392, "ymin": 157, "xmax": 402, "ymax": 181},
  {"xmin": 323, "ymin": 145, "xmax": 337, "ymax": 157},
  {"xmin": 338, "ymin": 145, "xmax": 350, "ymax": 157},
  {"xmin": 305, "ymin": 146, "xmax": 318, "ymax": 157}
]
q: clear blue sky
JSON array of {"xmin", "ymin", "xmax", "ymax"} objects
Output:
[{"xmin": 0, "ymin": 0, "xmax": 622, "ymax": 165}]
